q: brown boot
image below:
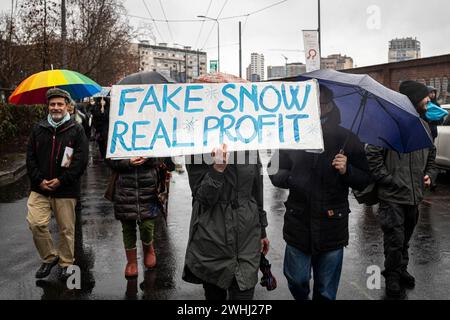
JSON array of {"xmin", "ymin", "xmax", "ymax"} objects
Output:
[
  {"xmin": 125, "ymin": 248, "xmax": 138, "ymax": 278},
  {"xmin": 142, "ymin": 241, "xmax": 156, "ymax": 269}
]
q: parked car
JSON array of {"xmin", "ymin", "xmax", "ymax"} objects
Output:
[{"xmin": 435, "ymin": 104, "xmax": 450, "ymax": 172}]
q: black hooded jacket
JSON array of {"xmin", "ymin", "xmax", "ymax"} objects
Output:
[{"xmin": 269, "ymin": 107, "xmax": 371, "ymax": 254}]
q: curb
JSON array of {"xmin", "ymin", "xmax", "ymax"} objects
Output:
[{"xmin": 0, "ymin": 155, "xmax": 27, "ymax": 187}]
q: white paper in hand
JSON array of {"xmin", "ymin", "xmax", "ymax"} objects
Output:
[{"xmin": 61, "ymin": 146, "xmax": 74, "ymax": 168}]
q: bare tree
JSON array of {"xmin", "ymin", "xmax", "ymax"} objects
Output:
[{"xmin": 3, "ymin": 0, "xmax": 138, "ymax": 88}]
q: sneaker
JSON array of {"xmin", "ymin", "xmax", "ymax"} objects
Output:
[
  {"xmin": 386, "ymin": 276, "xmax": 406, "ymax": 299},
  {"xmin": 35, "ymin": 257, "xmax": 59, "ymax": 279}
]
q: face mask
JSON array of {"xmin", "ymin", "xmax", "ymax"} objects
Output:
[{"xmin": 425, "ymin": 102, "xmax": 448, "ymax": 122}]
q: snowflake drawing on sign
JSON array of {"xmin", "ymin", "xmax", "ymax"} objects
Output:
[
  {"xmin": 205, "ymin": 86, "xmax": 220, "ymax": 101},
  {"xmin": 183, "ymin": 117, "xmax": 199, "ymax": 133},
  {"xmin": 305, "ymin": 123, "xmax": 319, "ymax": 135}
]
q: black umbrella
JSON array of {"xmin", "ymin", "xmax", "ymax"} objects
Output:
[
  {"xmin": 116, "ymin": 71, "xmax": 176, "ymax": 223},
  {"xmin": 117, "ymin": 71, "xmax": 175, "ymax": 85},
  {"xmin": 260, "ymin": 253, "xmax": 277, "ymax": 291}
]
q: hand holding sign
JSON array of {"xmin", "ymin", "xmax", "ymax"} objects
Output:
[
  {"xmin": 130, "ymin": 157, "xmax": 147, "ymax": 166},
  {"xmin": 332, "ymin": 152, "xmax": 347, "ymax": 175},
  {"xmin": 212, "ymin": 144, "xmax": 229, "ymax": 173}
]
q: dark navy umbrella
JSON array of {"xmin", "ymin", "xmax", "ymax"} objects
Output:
[{"xmin": 280, "ymin": 69, "xmax": 433, "ymax": 153}]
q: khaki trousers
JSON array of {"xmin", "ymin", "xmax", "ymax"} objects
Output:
[{"xmin": 26, "ymin": 191, "xmax": 76, "ymax": 267}]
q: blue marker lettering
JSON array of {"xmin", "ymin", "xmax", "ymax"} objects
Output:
[
  {"xmin": 217, "ymin": 84, "xmax": 238, "ymax": 113},
  {"xmin": 185, "ymin": 85, "xmax": 204, "ymax": 113},
  {"xmin": 203, "ymin": 116, "xmax": 221, "ymax": 146},
  {"xmin": 286, "ymin": 114, "xmax": 309, "ymax": 142},
  {"xmin": 172, "ymin": 117, "xmax": 194, "ymax": 147},
  {"xmin": 132, "ymin": 121, "xmax": 151, "ymax": 151},
  {"xmin": 162, "ymin": 85, "xmax": 182, "ymax": 112},
  {"xmin": 220, "ymin": 115, "xmax": 237, "ymax": 144},
  {"xmin": 110, "ymin": 121, "xmax": 131, "ymax": 153},
  {"xmin": 257, "ymin": 114, "xmax": 277, "ymax": 143},
  {"xmin": 139, "ymin": 86, "xmax": 161, "ymax": 113},
  {"xmin": 239, "ymin": 85, "xmax": 259, "ymax": 112},
  {"xmin": 119, "ymin": 88, "xmax": 144, "ymax": 116},
  {"xmin": 281, "ymin": 84, "xmax": 301, "ymax": 110},
  {"xmin": 235, "ymin": 115, "xmax": 258, "ymax": 144},
  {"xmin": 149, "ymin": 119, "xmax": 171, "ymax": 149},
  {"xmin": 259, "ymin": 85, "xmax": 281, "ymax": 112}
]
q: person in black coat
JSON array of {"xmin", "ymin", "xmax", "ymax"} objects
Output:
[
  {"xmin": 91, "ymin": 97, "xmax": 110, "ymax": 160},
  {"xmin": 269, "ymin": 85, "xmax": 370, "ymax": 300},
  {"xmin": 106, "ymin": 157, "xmax": 175, "ymax": 278}
]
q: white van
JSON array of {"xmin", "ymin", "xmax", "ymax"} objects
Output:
[{"xmin": 435, "ymin": 104, "xmax": 450, "ymax": 172}]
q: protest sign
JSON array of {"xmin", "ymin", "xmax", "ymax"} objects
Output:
[{"xmin": 106, "ymin": 80, "xmax": 323, "ymax": 158}]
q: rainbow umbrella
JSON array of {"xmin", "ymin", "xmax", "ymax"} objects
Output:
[{"xmin": 8, "ymin": 69, "xmax": 102, "ymax": 105}]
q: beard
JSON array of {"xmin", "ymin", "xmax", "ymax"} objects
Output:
[{"xmin": 50, "ymin": 111, "xmax": 66, "ymax": 122}]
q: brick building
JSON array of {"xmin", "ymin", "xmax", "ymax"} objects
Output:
[{"xmin": 343, "ymin": 54, "xmax": 450, "ymax": 104}]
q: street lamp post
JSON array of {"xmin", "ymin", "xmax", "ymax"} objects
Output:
[
  {"xmin": 282, "ymin": 54, "xmax": 288, "ymax": 77},
  {"xmin": 197, "ymin": 15, "xmax": 220, "ymax": 72}
]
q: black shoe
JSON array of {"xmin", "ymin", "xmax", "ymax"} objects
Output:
[
  {"xmin": 385, "ymin": 276, "xmax": 406, "ymax": 299},
  {"xmin": 35, "ymin": 257, "xmax": 59, "ymax": 279},
  {"xmin": 60, "ymin": 267, "xmax": 73, "ymax": 281},
  {"xmin": 400, "ymin": 270, "xmax": 415, "ymax": 288}
]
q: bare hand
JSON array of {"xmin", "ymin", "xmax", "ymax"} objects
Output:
[
  {"xmin": 130, "ymin": 157, "xmax": 147, "ymax": 166},
  {"xmin": 46, "ymin": 178, "xmax": 61, "ymax": 190},
  {"xmin": 424, "ymin": 175, "xmax": 431, "ymax": 188},
  {"xmin": 39, "ymin": 179, "xmax": 53, "ymax": 191},
  {"xmin": 332, "ymin": 153, "xmax": 347, "ymax": 175},
  {"xmin": 261, "ymin": 237, "xmax": 270, "ymax": 256},
  {"xmin": 212, "ymin": 144, "xmax": 229, "ymax": 173}
]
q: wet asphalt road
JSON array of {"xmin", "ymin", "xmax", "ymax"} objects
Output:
[{"xmin": 1, "ymin": 147, "xmax": 450, "ymax": 300}]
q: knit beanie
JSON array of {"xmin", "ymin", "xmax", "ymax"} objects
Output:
[{"xmin": 399, "ymin": 80, "xmax": 429, "ymax": 109}]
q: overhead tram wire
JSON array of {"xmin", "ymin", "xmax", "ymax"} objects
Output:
[
  {"xmin": 158, "ymin": 0, "xmax": 175, "ymax": 43},
  {"xmin": 125, "ymin": 0, "xmax": 289, "ymax": 24},
  {"xmin": 142, "ymin": 0, "xmax": 165, "ymax": 43},
  {"xmin": 194, "ymin": 0, "xmax": 213, "ymax": 49},
  {"xmin": 200, "ymin": 0, "xmax": 230, "ymax": 51},
  {"xmin": 219, "ymin": 0, "xmax": 289, "ymax": 20}
]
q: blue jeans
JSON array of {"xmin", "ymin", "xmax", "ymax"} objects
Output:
[{"xmin": 283, "ymin": 244, "xmax": 343, "ymax": 300}]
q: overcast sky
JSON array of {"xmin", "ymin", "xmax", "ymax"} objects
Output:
[{"xmin": 2, "ymin": 0, "xmax": 449, "ymax": 76}]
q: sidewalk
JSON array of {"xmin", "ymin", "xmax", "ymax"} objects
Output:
[{"xmin": 0, "ymin": 153, "xmax": 26, "ymax": 187}]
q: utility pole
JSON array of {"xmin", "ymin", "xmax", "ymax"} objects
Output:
[
  {"xmin": 61, "ymin": 0, "xmax": 67, "ymax": 69},
  {"xmin": 239, "ymin": 21, "xmax": 242, "ymax": 78},
  {"xmin": 197, "ymin": 16, "xmax": 220, "ymax": 72},
  {"xmin": 43, "ymin": 0, "xmax": 48, "ymax": 70},
  {"xmin": 318, "ymin": 0, "xmax": 321, "ymax": 56}
]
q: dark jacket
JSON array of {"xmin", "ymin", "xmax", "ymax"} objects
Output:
[
  {"xmin": 183, "ymin": 151, "xmax": 268, "ymax": 290},
  {"xmin": 26, "ymin": 118, "xmax": 89, "ymax": 198},
  {"xmin": 71, "ymin": 109, "xmax": 90, "ymax": 138},
  {"xmin": 269, "ymin": 108, "xmax": 371, "ymax": 254},
  {"xmin": 106, "ymin": 158, "xmax": 175, "ymax": 221},
  {"xmin": 365, "ymin": 142, "xmax": 437, "ymax": 206},
  {"xmin": 92, "ymin": 104, "xmax": 109, "ymax": 140}
]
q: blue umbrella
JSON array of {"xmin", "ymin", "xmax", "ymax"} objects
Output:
[{"xmin": 280, "ymin": 69, "xmax": 433, "ymax": 153}]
